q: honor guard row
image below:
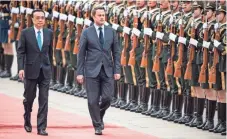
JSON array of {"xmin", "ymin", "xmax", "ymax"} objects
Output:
[{"xmin": 0, "ymin": 0, "xmax": 226, "ymax": 136}]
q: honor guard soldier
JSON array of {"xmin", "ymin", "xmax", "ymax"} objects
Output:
[
  {"xmin": 0, "ymin": 1, "xmax": 15, "ymax": 78},
  {"xmin": 206, "ymin": 3, "xmax": 226, "ymax": 135},
  {"xmin": 141, "ymin": 0, "xmax": 159, "ymax": 116},
  {"xmin": 119, "ymin": 0, "xmax": 137, "ymax": 111},
  {"xmin": 162, "ymin": 0, "xmax": 181, "ymax": 120}
]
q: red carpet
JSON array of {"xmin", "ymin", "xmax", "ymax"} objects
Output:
[{"xmin": 0, "ymin": 94, "xmax": 158, "ymax": 139}]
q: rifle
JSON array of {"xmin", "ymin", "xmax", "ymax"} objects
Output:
[
  {"xmin": 174, "ymin": 3, "xmax": 184, "ymax": 79},
  {"xmin": 9, "ymin": 1, "xmax": 18, "ymax": 41},
  {"xmin": 104, "ymin": 0, "xmax": 108, "ymax": 22},
  {"xmin": 128, "ymin": 10, "xmax": 138, "ymax": 67},
  {"xmin": 128, "ymin": 8, "xmax": 138, "ymax": 85},
  {"xmin": 56, "ymin": 4, "xmax": 66, "ymax": 50},
  {"xmin": 209, "ymin": 1, "xmax": 220, "ymax": 84},
  {"xmin": 64, "ymin": 4, "xmax": 74, "ymax": 52},
  {"xmin": 152, "ymin": 2, "xmax": 163, "ymax": 72},
  {"xmin": 198, "ymin": 2, "xmax": 208, "ymax": 83},
  {"xmin": 120, "ymin": 6, "xmax": 129, "ymax": 66},
  {"xmin": 26, "ymin": 1, "xmax": 32, "ymax": 27},
  {"xmin": 174, "ymin": 1, "xmax": 184, "ymax": 94},
  {"xmin": 83, "ymin": 2, "xmax": 91, "ymax": 29},
  {"xmin": 166, "ymin": 2, "xmax": 176, "ymax": 75},
  {"xmin": 16, "ymin": 1, "xmax": 26, "ymax": 41},
  {"xmin": 140, "ymin": 8, "xmax": 150, "ymax": 88},
  {"xmin": 141, "ymin": 10, "xmax": 149, "ymax": 68},
  {"xmin": 42, "ymin": 1, "xmax": 48, "ymax": 28},
  {"xmin": 73, "ymin": 2, "xmax": 82, "ymax": 54},
  {"xmin": 52, "ymin": 2, "xmax": 59, "ymax": 66},
  {"xmin": 184, "ymin": 4, "xmax": 196, "ymax": 80}
]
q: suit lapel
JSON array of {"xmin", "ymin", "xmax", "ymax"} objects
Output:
[
  {"xmin": 31, "ymin": 27, "xmax": 40, "ymax": 52},
  {"xmin": 42, "ymin": 28, "xmax": 48, "ymax": 51},
  {"xmin": 91, "ymin": 25, "xmax": 102, "ymax": 50},
  {"xmin": 104, "ymin": 26, "xmax": 108, "ymax": 49}
]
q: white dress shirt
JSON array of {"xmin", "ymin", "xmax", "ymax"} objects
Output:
[
  {"xmin": 94, "ymin": 23, "xmax": 105, "ymax": 39},
  {"xmin": 34, "ymin": 26, "xmax": 43, "ymax": 47}
]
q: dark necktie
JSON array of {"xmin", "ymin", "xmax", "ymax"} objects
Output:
[
  {"xmin": 98, "ymin": 27, "xmax": 104, "ymax": 47},
  {"xmin": 37, "ymin": 31, "xmax": 42, "ymax": 50}
]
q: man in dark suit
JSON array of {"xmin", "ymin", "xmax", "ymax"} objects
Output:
[
  {"xmin": 77, "ymin": 6, "xmax": 121, "ymax": 135},
  {"xmin": 17, "ymin": 9, "xmax": 53, "ymax": 136}
]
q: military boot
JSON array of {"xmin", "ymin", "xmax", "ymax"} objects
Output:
[
  {"xmin": 55, "ymin": 66, "xmax": 66, "ymax": 91},
  {"xmin": 197, "ymin": 99, "xmax": 208, "ymax": 129},
  {"xmin": 177, "ymin": 96, "xmax": 193, "ymax": 124},
  {"xmin": 162, "ymin": 93, "xmax": 176, "ymax": 120},
  {"xmin": 130, "ymin": 85, "xmax": 144, "ymax": 112},
  {"xmin": 202, "ymin": 100, "xmax": 216, "ymax": 130},
  {"xmin": 209, "ymin": 102, "xmax": 222, "ymax": 132},
  {"xmin": 0, "ymin": 51, "xmax": 5, "ymax": 75},
  {"xmin": 124, "ymin": 85, "xmax": 138, "ymax": 111},
  {"xmin": 111, "ymin": 81, "xmax": 119, "ymax": 106},
  {"xmin": 135, "ymin": 86, "xmax": 149, "ymax": 113},
  {"xmin": 49, "ymin": 66, "xmax": 57, "ymax": 89},
  {"xmin": 142, "ymin": 88, "xmax": 154, "ymax": 115},
  {"xmin": 0, "ymin": 54, "xmax": 13, "ymax": 78},
  {"xmin": 168, "ymin": 94, "xmax": 183, "ymax": 121},
  {"xmin": 115, "ymin": 83, "xmax": 128, "ymax": 108},
  {"xmin": 188, "ymin": 98, "xmax": 204, "ymax": 127},
  {"xmin": 213, "ymin": 103, "xmax": 226, "ymax": 133},
  {"xmin": 156, "ymin": 91, "xmax": 171, "ymax": 118},
  {"xmin": 149, "ymin": 89, "xmax": 161, "ymax": 117},
  {"xmin": 51, "ymin": 66, "xmax": 61, "ymax": 90},
  {"xmin": 59, "ymin": 68, "xmax": 74, "ymax": 93}
]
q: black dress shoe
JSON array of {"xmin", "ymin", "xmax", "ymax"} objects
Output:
[
  {"xmin": 95, "ymin": 129, "xmax": 102, "ymax": 135},
  {"xmin": 37, "ymin": 130, "xmax": 48, "ymax": 136},
  {"xmin": 221, "ymin": 131, "xmax": 226, "ymax": 135},
  {"xmin": 24, "ymin": 125, "xmax": 32, "ymax": 132}
]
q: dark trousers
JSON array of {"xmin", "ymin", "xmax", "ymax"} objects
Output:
[
  {"xmin": 86, "ymin": 66, "xmax": 114, "ymax": 129},
  {"xmin": 23, "ymin": 68, "xmax": 50, "ymax": 130}
]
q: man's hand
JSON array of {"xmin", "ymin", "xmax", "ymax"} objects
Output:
[
  {"xmin": 114, "ymin": 74, "xmax": 120, "ymax": 80},
  {"xmin": 77, "ymin": 75, "xmax": 84, "ymax": 84},
  {"xmin": 19, "ymin": 70, "xmax": 24, "ymax": 81}
]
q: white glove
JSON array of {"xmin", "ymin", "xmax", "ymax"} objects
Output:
[
  {"xmin": 53, "ymin": 11, "xmax": 59, "ymax": 18},
  {"xmin": 214, "ymin": 40, "xmax": 221, "ymax": 48},
  {"xmin": 44, "ymin": 11, "xmax": 49, "ymax": 18},
  {"xmin": 123, "ymin": 27, "xmax": 131, "ymax": 35},
  {"xmin": 59, "ymin": 13, "xmax": 67, "ymax": 21},
  {"xmin": 112, "ymin": 23, "xmax": 119, "ymax": 30},
  {"xmin": 143, "ymin": 28, "xmax": 153, "ymax": 36},
  {"xmin": 104, "ymin": 21, "xmax": 109, "ymax": 26},
  {"xmin": 76, "ymin": 18, "xmax": 84, "ymax": 25},
  {"xmin": 26, "ymin": 8, "xmax": 33, "ymax": 15},
  {"xmin": 132, "ymin": 28, "xmax": 141, "ymax": 37},
  {"xmin": 68, "ymin": 14, "xmax": 75, "ymax": 22},
  {"xmin": 189, "ymin": 38, "xmax": 198, "ymax": 47},
  {"xmin": 202, "ymin": 41, "xmax": 210, "ymax": 48},
  {"xmin": 178, "ymin": 36, "xmax": 187, "ymax": 45},
  {"xmin": 156, "ymin": 32, "xmax": 164, "ymax": 40},
  {"xmin": 169, "ymin": 33, "xmax": 177, "ymax": 42}
]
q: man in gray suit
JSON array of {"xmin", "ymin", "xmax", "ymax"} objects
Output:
[
  {"xmin": 17, "ymin": 9, "xmax": 53, "ymax": 136},
  {"xmin": 77, "ymin": 6, "xmax": 121, "ymax": 135}
]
